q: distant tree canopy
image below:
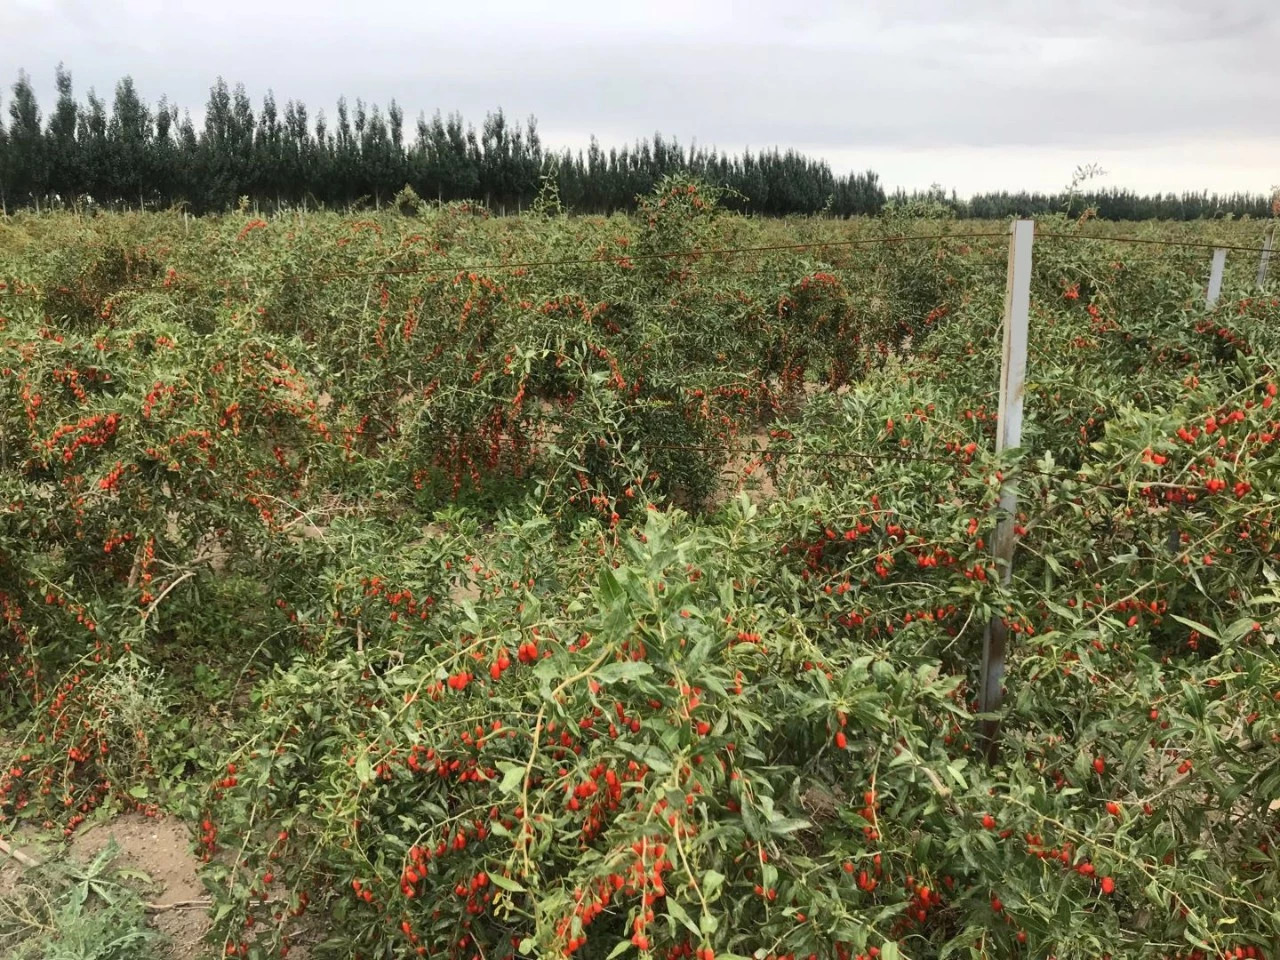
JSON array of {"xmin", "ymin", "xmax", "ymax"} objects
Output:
[
  {"xmin": 887, "ymin": 184, "xmax": 1276, "ymax": 222},
  {"xmin": 0, "ymin": 67, "xmax": 1271, "ymax": 220},
  {"xmin": 0, "ymin": 68, "xmax": 884, "ymax": 217}
]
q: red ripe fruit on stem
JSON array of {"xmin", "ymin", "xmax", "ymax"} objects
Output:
[
  {"xmin": 1101, "ymin": 876, "xmax": 1115, "ymax": 895},
  {"xmin": 1093, "ymin": 757, "xmax": 1106, "ymax": 775},
  {"xmin": 835, "ymin": 731, "xmax": 848, "ymax": 750},
  {"xmin": 981, "ymin": 814, "xmax": 996, "ymax": 830},
  {"xmin": 1106, "ymin": 801, "xmax": 1120, "ymax": 816}
]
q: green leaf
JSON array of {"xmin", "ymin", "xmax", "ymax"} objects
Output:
[
  {"xmin": 702, "ymin": 869, "xmax": 725, "ymax": 901},
  {"xmin": 767, "ymin": 816, "xmax": 812, "ymax": 836},
  {"xmin": 598, "ymin": 567, "xmax": 625, "ymax": 607},
  {"xmin": 128, "ymin": 784, "xmax": 150, "ymax": 799},
  {"xmin": 497, "ymin": 762, "xmax": 526, "ymax": 795},
  {"xmin": 666, "ymin": 896, "xmax": 701, "ymax": 938},
  {"xmin": 619, "ymin": 740, "xmax": 673, "ymax": 775},
  {"xmin": 1169, "ymin": 615, "xmax": 1220, "ymax": 641},
  {"xmin": 741, "ymin": 801, "xmax": 766, "ymax": 841},
  {"xmin": 1223, "ymin": 616, "xmax": 1260, "ymax": 643},
  {"xmin": 684, "ymin": 633, "xmax": 712, "ymax": 673},
  {"xmin": 534, "ymin": 657, "xmax": 562, "ymax": 683},
  {"xmin": 355, "ymin": 753, "xmax": 373, "ymax": 784},
  {"xmin": 489, "ymin": 873, "xmax": 526, "ymax": 893},
  {"xmin": 595, "ymin": 661, "xmax": 654, "ymax": 684}
]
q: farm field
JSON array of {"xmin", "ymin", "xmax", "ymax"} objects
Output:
[{"xmin": 2, "ymin": 183, "xmax": 1280, "ymax": 960}]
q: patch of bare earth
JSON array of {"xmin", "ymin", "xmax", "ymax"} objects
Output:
[
  {"xmin": 70, "ymin": 813, "xmax": 210, "ymax": 960},
  {"xmin": 0, "ymin": 824, "xmax": 46, "ymax": 899}
]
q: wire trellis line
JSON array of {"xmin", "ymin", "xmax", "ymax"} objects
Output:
[
  {"xmin": 324, "ymin": 230, "xmax": 1010, "ymax": 277},
  {"xmin": 1037, "ymin": 232, "xmax": 1274, "ymax": 256},
  {"xmin": 480, "ymin": 432, "xmax": 1197, "ymax": 495},
  {"xmin": 1, "ymin": 226, "xmax": 1273, "ymax": 303},
  {"xmin": 0, "ymin": 230, "xmax": 1008, "ymax": 298}
]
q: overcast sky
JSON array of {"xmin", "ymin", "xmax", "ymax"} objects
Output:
[{"xmin": 4, "ymin": 0, "xmax": 1278, "ymax": 196}]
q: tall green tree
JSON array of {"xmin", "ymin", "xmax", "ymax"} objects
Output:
[
  {"xmin": 359, "ymin": 104, "xmax": 399, "ymax": 206},
  {"xmin": 253, "ymin": 90, "xmax": 284, "ymax": 204},
  {"xmin": 107, "ymin": 76, "xmax": 151, "ymax": 206},
  {"xmin": 386, "ymin": 100, "xmax": 405, "ymax": 198},
  {"xmin": 312, "ymin": 108, "xmax": 331, "ymax": 207},
  {"xmin": 76, "ymin": 88, "xmax": 108, "ymax": 202},
  {"xmin": 281, "ymin": 99, "xmax": 313, "ymax": 206},
  {"xmin": 0, "ymin": 92, "xmax": 9, "ymax": 214},
  {"xmin": 8, "ymin": 71, "xmax": 46, "ymax": 209},
  {"xmin": 46, "ymin": 64, "xmax": 81, "ymax": 202},
  {"xmin": 200, "ymin": 77, "xmax": 235, "ymax": 210},
  {"xmin": 151, "ymin": 97, "xmax": 178, "ymax": 206},
  {"xmin": 174, "ymin": 110, "xmax": 199, "ymax": 207},
  {"xmin": 333, "ymin": 97, "xmax": 356, "ymax": 204},
  {"xmin": 229, "ymin": 83, "xmax": 256, "ymax": 204}
]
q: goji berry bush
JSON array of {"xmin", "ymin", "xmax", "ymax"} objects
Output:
[{"xmin": 2, "ymin": 185, "xmax": 1278, "ymax": 960}]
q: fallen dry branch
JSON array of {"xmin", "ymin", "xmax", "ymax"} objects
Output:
[
  {"xmin": 0, "ymin": 836, "xmax": 41, "ymax": 869},
  {"xmin": 143, "ymin": 898, "xmax": 213, "ymax": 913}
]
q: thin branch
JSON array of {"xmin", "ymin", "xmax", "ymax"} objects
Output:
[
  {"xmin": 144, "ymin": 897, "xmax": 214, "ymax": 914},
  {"xmin": 140, "ymin": 570, "xmax": 195, "ymax": 622},
  {"xmin": 0, "ymin": 836, "xmax": 41, "ymax": 869}
]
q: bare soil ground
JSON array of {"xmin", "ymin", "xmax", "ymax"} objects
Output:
[
  {"xmin": 70, "ymin": 813, "xmax": 210, "ymax": 960},
  {"xmin": 0, "ymin": 824, "xmax": 45, "ymax": 900}
]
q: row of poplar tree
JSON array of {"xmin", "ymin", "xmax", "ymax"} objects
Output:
[
  {"xmin": 0, "ymin": 68, "xmax": 1272, "ymax": 220},
  {"xmin": 889, "ymin": 185, "xmax": 1278, "ymax": 222},
  {"xmin": 0, "ymin": 68, "xmax": 885, "ymax": 216}
]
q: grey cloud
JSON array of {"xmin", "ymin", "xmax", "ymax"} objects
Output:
[{"xmin": 3, "ymin": 0, "xmax": 1276, "ymax": 177}]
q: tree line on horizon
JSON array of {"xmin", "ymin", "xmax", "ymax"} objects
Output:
[
  {"xmin": 0, "ymin": 68, "xmax": 884, "ymax": 216},
  {"xmin": 0, "ymin": 68, "xmax": 1273, "ymax": 221},
  {"xmin": 889, "ymin": 184, "xmax": 1277, "ymax": 222}
]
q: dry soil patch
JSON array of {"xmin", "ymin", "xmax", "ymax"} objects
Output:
[{"xmin": 70, "ymin": 813, "xmax": 209, "ymax": 960}]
